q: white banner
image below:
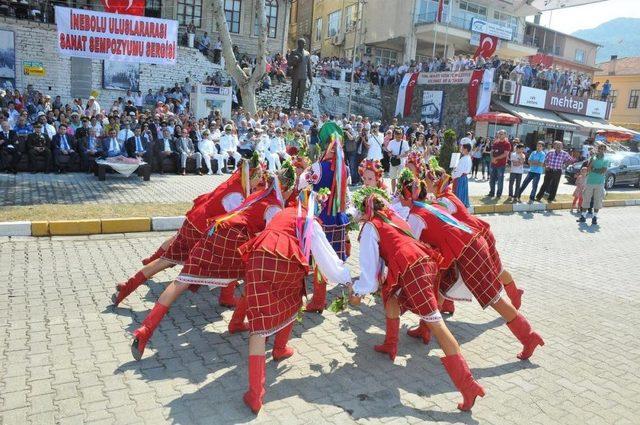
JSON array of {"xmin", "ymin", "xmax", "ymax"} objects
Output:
[
  {"xmin": 470, "ymin": 17, "xmax": 513, "ymax": 41},
  {"xmin": 421, "ymin": 90, "xmax": 444, "ymax": 125},
  {"xmin": 585, "ymin": 98, "xmax": 609, "ymax": 120},
  {"xmin": 417, "ymin": 70, "xmax": 472, "ymax": 85},
  {"xmin": 55, "ymin": 6, "xmax": 178, "ymax": 65},
  {"xmin": 476, "ymin": 68, "xmax": 494, "ymax": 115},
  {"xmin": 516, "ymin": 85, "xmax": 546, "ymax": 109}
]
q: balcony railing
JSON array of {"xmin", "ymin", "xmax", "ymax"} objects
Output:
[{"xmin": 415, "ymin": 11, "xmax": 530, "ymax": 47}]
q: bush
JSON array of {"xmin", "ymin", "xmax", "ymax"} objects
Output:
[{"xmin": 438, "ymin": 128, "xmax": 459, "ymax": 173}]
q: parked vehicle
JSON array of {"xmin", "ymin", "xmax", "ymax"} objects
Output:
[{"xmin": 565, "ymin": 152, "xmax": 640, "ymax": 190}]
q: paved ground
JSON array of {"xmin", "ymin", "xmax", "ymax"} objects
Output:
[
  {"xmin": 3, "ymin": 171, "xmax": 638, "ymax": 207},
  {"xmin": 1, "ymin": 207, "xmax": 639, "ymax": 425}
]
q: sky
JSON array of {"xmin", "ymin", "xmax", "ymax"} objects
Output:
[{"xmin": 526, "ymin": 0, "xmax": 640, "ymax": 34}]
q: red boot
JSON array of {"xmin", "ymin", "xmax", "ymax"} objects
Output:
[
  {"xmin": 304, "ymin": 274, "xmax": 326, "ymax": 313},
  {"xmin": 504, "ymin": 281, "xmax": 524, "ymax": 310},
  {"xmin": 113, "ymin": 271, "xmax": 147, "ymax": 307},
  {"xmin": 507, "ymin": 313, "xmax": 545, "ymax": 360},
  {"xmin": 441, "ymin": 299, "xmax": 455, "ymax": 315},
  {"xmin": 272, "ymin": 322, "xmax": 294, "ymax": 361},
  {"xmin": 243, "ymin": 355, "xmax": 266, "ymax": 414},
  {"xmin": 441, "ymin": 353, "xmax": 485, "ymax": 411},
  {"xmin": 142, "ymin": 246, "xmax": 165, "ymax": 265},
  {"xmin": 407, "ymin": 320, "xmax": 431, "ymax": 344},
  {"xmin": 228, "ymin": 294, "xmax": 250, "ymax": 334},
  {"xmin": 131, "ymin": 302, "xmax": 169, "ymax": 361},
  {"xmin": 219, "ymin": 281, "xmax": 239, "ymax": 308},
  {"xmin": 374, "ymin": 317, "xmax": 399, "ymax": 361}
]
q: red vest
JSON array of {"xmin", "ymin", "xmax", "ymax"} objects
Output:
[
  {"xmin": 368, "ymin": 211, "xmax": 442, "ymax": 285},
  {"xmin": 409, "ymin": 203, "xmax": 479, "ymax": 270},
  {"xmin": 215, "ymin": 189, "xmax": 282, "ymax": 237},
  {"xmin": 438, "ymin": 189, "xmax": 491, "ymax": 234},
  {"xmin": 186, "ymin": 171, "xmax": 245, "ymax": 232}
]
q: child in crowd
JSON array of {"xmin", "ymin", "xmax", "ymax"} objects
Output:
[
  {"xmin": 508, "ymin": 144, "xmax": 525, "ymax": 203},
  {"xmin": 571, "ymin": 166, "xmax": 588, "ymax": 212},
  {"xmin": 452, "ymin": 143, "xmax": 472, "ymax": 208}
]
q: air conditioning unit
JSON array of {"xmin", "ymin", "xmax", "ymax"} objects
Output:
[
  {"xmin": 501, "ymin": 79, "xmax": 516, "ymax": 94},
  {"xmin": 332, "ymin": 33, "xmax": 345, "ymax": 46}
]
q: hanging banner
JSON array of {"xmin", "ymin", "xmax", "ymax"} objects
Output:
[
  {"xmin": 467, "ymin": 69, "xmax": 483, "ymax": 118},
  {"xmin": 473, "ymin": 33, "xmax": 499, "ymax": 60},
  {"xmin": 395, "ymin": 72, "xmax": 419, "ymax": 118},
  {"xmin": 421, "ymin": 90, "xmax": 444, "ymax": 125},
  {"xmin": 101, "ymin": 0, "xmax": 146, "ymax": 16},
  {"xmin": 417, "ymin": 70, "xmax": 472, "ymax": 85},
  {"xmin": 476, "ymin": 68, "xmax": 494, "ymax": 115},
  {"xmin": 55, "ymin": 6, "xmax": 178, "ymax": 65}
]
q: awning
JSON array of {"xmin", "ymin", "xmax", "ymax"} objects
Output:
[
  {"xmin": 596, "ymin": 130, "xmax": 633, "ymax": 142},
  {"xmin": 556, "ymin": 112, "xmax": 632, "ymax": 133},
  {"xmin": 494, "ymin": 100, "xmax": 579, "ymax": 131},
  {"xmin": 474, "ymin": 112, "xmax": 521, "ymax": 125}
]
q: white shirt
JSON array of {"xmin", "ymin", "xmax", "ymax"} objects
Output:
[
  {"xmin": 219, "ymin": 133, "xmax": 239, "ymax": 152},
  {"xmin": 352, "ymin": 223, "xmax": 384, "ymax": 296},
  {"xmin": 309, "ymin": 221, "xmax": 352, "ymax": 285},
  {"xmin": 255, "ymin": 135, "xmax": 270, "ymax": 155},
  {"xmin": 198, "ymin": 138, "xmax": 216, "ymax": 156},
  {"xmin": 43, "ymin": 123, "xmax": 56, "ymax": 139},
  {"xmin": 367, "ymin": 132, "xmax": 384, "ymax": 160},
  {"xmin": 269, "ymin": 136, "xmax": 286, "ymax": 155},
  {"xmin": 117, "ymin": 128, "xmax": 134, "ymax": 144},
  {"xmin": 452, "ymin": 154, "xmax": 472, "ymax": 179},
  {"xmin": 510, "ymin": 152, "xmax": 525, "ymax": 174},
  {"xmin": 387, "ymin": 138, "xmax": 410, "ymax": 166}
]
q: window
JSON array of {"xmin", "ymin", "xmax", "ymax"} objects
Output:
[
  {"xmin": 328, "ymin": 10, "xmax": 341, "ymax": 38},
  {"xmin": 575, "ymin": 49, "xmax": 585, "ymax": 64},
  {"xmin": 145, "ymin": 0, "xmax": 162, "ymax": 18},
  {"xmin": 459, "ymin": 1, "xmax": 486, "ymax": 17},
  {"xmin": 177, "ymin": 0, "xmax": 202, "ymax": 27},
  {"xmin": 315, "ymin": 17, "xmax": 323, "ymax": 41},
  {"xmin": 254, "ymin": 0, "xmax": 278, "ymax": 38},
  {"xmin": 373, "ymin": 48, "xmax": 398, "ymax": 66},
  {"xmin": 493, "ymin": 11, "xmax": 518, "ymax": 28},
  {"xmin": 344, "ymin": 4, "xmax": 355, "ymax": 32},
  {"xmin": 225, "ymin": 0, "xmax": 241, "ymax": 34},
  {"xmin": 628, "ymin": 90, "xmax": 639, "ymax": 109},
  {"xmin": 610, "ymin": 89, "xmax": 618, "ymax": 108},
  {"xmin": 628, "ymin": 157, "xmax": 640, "ymax": 166}
]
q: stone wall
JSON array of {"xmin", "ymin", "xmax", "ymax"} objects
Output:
[{"xmin": 2, "ymin": 17, "xmax": 228, "ymax": 108}]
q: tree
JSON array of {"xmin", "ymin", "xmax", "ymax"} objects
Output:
[
  {"xmin": 212, "ymin": 0, "xmax": 268, "ymax": 114},
  {"xmin": 438, "ymin": 128, "xmax": 458, "ymax": 173}
]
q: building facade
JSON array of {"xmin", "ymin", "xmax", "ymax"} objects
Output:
[
  {"xmin": 594, "ymin": 56, "xmax": 640, "ymax": 131},
  {"xmin": 288, "ymin": 0, "xmax": 315, "ymax": 49}
]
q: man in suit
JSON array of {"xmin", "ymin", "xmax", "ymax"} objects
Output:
[
  {"xmin": 125, "ymin": 126, "xmax": 150, "ymax": 162},
  {"xmin": 74, "ymin": 117, "xmax": 92, "ymax": 141},
  {"xmin": 103, "ymin": 129, "xmax": 123, "ymax": 158},
  {"xmin": 52, "ymin": 124, "xmax": 79, "ymax": 174},
  {"xmin": 155, "ymin": 128, "xmax": 177, "ymax": 174},
  {"xmin": 79, "ymin": 127, "xmax": 104, "ymax": 173},
  {"xmin": 0, "ymin": 120, "xmax": 20, "ymax": 174},
  {"xmin": 176, "ymin": 128, "xmax": 202, "ymax": 175},
  {"xmin": 26, "ymin": 123, "xmax": 52, "ymax": 173}
]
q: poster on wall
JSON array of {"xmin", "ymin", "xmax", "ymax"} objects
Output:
[
  {"xmin": 421, "ymin": 90, "xmax": 444, "ymax": 125},
  {"xmin": 103, "ymin": 61, "xmax": 140, "ymax": 92},
  {"xmin": 0, "ymin": 30, "xmax": 16, "ymax": 91}
]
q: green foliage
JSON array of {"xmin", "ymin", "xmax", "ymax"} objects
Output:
[
  {"xmin": 438, "ymin": 128, "xmax": 458, "ymax": 173},
  {"xmin": 351, "ymin": 186, "xmax": 390, "ymax": 214},
  {"xmin": 328, "ymin": 290, "xmax": 349, "ymax": 313},
  {"xmin": 398, "ymin": 168, "xmax": 415, "ymax": 187}
]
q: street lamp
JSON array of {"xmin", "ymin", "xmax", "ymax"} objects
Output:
[{"xmin": 347, "ymin": 0, "xmax": 367, "ymax": 116}]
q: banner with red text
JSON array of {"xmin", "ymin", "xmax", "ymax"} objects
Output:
[
  {"xmin": 55, "ymin": 6, "xmax": 177, "ymax": 65},
  {"xmin": 101, "ymin": 0, "xmax": 145, "ymax": 16}
]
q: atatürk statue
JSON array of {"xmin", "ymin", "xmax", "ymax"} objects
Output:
[{"xmin": 286, "ymin": 38, "xmax": 313, "ymax": 110}]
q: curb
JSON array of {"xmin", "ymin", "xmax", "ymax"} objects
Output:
[{"xmin": 1, "ymin": 200, "xmax": 639, "ymax": 237}]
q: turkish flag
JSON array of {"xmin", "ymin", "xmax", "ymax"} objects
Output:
[
  {"xmin": 467, "ymin": 69, "xmax": 484, "ymax": 118},
  {"xmin": 473, "ymin": 33, "xmax": 498, "ymax": 60},
  {"xmin": 101, "ymin": 0, "xmax": 146, "ymax": 16},
  {"xmin": 436, "ymin": 0, "xmax": 444, "ymax": 23}
]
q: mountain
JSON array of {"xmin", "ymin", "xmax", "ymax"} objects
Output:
[{"xmin": 572, "ymin": 18, "xmax": 640, "ymax": 63}]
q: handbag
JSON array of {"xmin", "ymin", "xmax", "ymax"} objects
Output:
[{"xmin": 390, "ymin": 140, "xmax": 403, "ymax": 166}]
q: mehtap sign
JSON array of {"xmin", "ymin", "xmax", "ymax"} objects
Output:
[
  {"xmin": 55, "ymin": 6, "xmax": 178, "ymax": 65},
  {"xmin": 515, "ymin": 85, "xmax": 611, "ymax": 120}
]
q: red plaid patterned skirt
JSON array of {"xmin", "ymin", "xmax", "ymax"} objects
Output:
[
  {"xmin": 439, "ymin": 236, "xmax": 502, "ymax": 308},
  {"xmin": 323, "ymin": 223, "xmax": 348, "ymax": 261},
  {"xmin": 176, "ymin": 225, "xmax": 250, "ymax": 287},
  {"xmin": 245, "ymin": 250, "xmax": 306, "ymax": 337},
  {"xmin": 483, "ymin": 231, "xmax": 503, "ymax": 273},
  {"xmin": 161, "ymin": 221, "xmax": 203, "ymax": 265},
  {"xmin": 383, "ymin": 259, "xmax": 439, "ymax": 319}
]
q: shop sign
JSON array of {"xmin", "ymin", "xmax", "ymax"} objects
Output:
[{"xmin": 470, "ymin": 18, "xmax": 513, "ymax": 41}]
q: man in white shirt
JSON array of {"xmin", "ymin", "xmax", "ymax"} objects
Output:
[
  {"xmin": 366, "ymin": 122, "xmax": 384, "ymax": 161},
  {"xmin": 218, "ymin": 124, "xmax": 242, "ymax": 173},
  {"xmin": 266, "ymin": 127, "xmax": 289, "ymax": 172},
  {"xmin": 117, "ymin": 122, "xmax": 134, "ymax": 145},
  {"xmin": 198, "ymin": 129, "xmax": 222, "ymax": 175},
  {"xmin": 37, "ymin": 113, "xmax": 56, "ymax": 140},
  {"xmin": 86, "ymin": 96, "xmax": 101, "ymax": 117},
  {"xmin": 386, "ymin": 127, "xmax": 410, "ymax": 192}
]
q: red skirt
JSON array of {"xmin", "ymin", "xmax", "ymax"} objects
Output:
[
  {"xmin": 176, "ymin": 225, "xmax": 250, "ymax": 286},
  {"xmin": 383, "ymin": 259, "xmax": 440, "ymax": 319},
  {"xmin": 440, "ymin": 237, "xmax": 502, "ymax": 308},
  {"xmin": 245, "ymin": 250, "xmax": 306, "ymax": 337},
  {"xmin": 483, "ymin": 231, "xmax": 503, "ymax": 273},
  {"xmin": 161, "ymin": 221, "xmax": 203, "ymax": 265}
]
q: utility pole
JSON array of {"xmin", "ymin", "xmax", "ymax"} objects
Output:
[{"xmin": 347, "ymin": 0, "xmax": 365, "ymax": 116}]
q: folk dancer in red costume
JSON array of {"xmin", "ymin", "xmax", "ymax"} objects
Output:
[
  {"xmin": 398, "ymin": 171, "xmax": 544, "ymax": 361},
  {"xmin": 129, "ymin": 164, "xmax": 297, "ymax": 360},
  {"xmin": 349, "ymin": 187, "xmax": 485, "ymax": 411},
  {"xmin": 238, "ymin": 190, "xmax": 352, "ymax": 414},
  {"xmin": 113, "ymin": 154, "xmax": 265, "ymax": 308},
  {"xmin": 303, "ymin": 123, "xmax": 350, "ymax": 313}
]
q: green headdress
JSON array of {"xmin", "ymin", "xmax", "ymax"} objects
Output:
[{"xmin": 352, "ymin": 186, "xmax": 391, "ymax": 218}]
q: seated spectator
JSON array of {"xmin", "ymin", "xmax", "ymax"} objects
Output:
[
  {"xmin": 197, "ymin": 129, "xmax": 222, "ymax": 175},
  {"xmin": 79, "ymin": 127, "xmax": 104, "ymax": 173},
  {"xmin": 176, "ymin": 128, "xmax": 203, "ymax": 175},
  {"xmin": 154, "ymin": 129, "xmax": 177, "ymax": 173},
  {"xmin": 26, "ymin": 123, "xmax": 52, "ymax": 173},
  {"xmin": 199, "ymin": 32, "xmax": 211, "ymax": 56},
  {"xmin": 103, "ymin": 129, "xmax": 123, "ymax": 158},
  {"xmin": 52, "ymin": 124, "xmax": 79, "ymax": 174},
  {"xmin": 218, "ymin": 124, "xmax": 242, "ymax": 172},
  {"xmin": 14, "ymin": 116, "xmax": 33, "ymax": 138},
  {"xmin": 237, "ymin": 128, "xmax": 255, "ymax": 158},
  {"xmin": 117, "ymin": 122, "xmax": 134, "ymax": 144},
  {"xmin": 125, "ymin": 126, "xmax": 150, "ymax": 163},
  {"xmin": 0, "ymin": 120, "xmax": 20, "ymax": 174}
]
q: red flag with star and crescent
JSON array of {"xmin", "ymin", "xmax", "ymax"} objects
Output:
[
  {"xmin": 473, "ymin": 33, "xmax": 498, "ymax": 60},
  {"xmin": 101, "ymin": 0, "xmax": 146, "ymax": 16},
  {"xmin": 467, "ymin": 69, "xmax": 484, "ymax": 118}
]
